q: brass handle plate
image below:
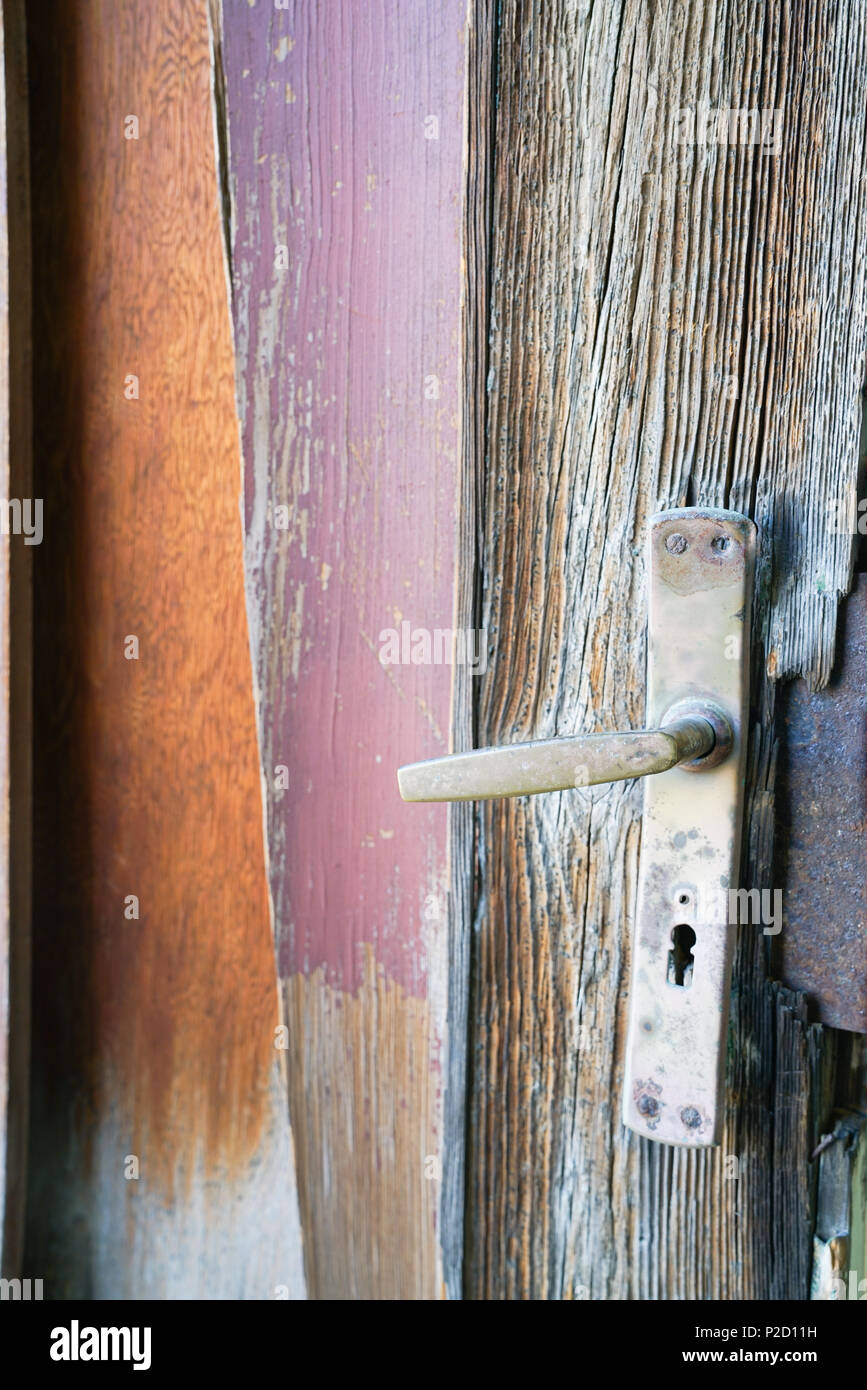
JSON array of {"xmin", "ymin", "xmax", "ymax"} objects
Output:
[{"xmin": 624, "ymin": 508, "xmax": 755, "ymax": 1146}]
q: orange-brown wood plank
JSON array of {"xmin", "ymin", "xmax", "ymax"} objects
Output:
[{"xmin": 24, "ymin": 0, "xmax": 304, "ymax": 1298}]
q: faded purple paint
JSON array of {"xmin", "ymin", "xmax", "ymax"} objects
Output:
[{"xmin": 220, "ymin": 1, "xmax": 466, "ymax": 995}]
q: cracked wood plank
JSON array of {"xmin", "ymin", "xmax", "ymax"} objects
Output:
[{"xmin": 464, "ymin": 0, "xmax": 867, "ymax": 1299}]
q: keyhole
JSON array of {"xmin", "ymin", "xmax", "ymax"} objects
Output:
[{"xmin": 668, "ymin": 923, "xmax": 696, "ymax": 988}]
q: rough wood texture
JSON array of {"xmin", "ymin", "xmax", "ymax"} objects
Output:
[
  {"xmin": 212, "ymin": 0, "xmax": 471, "ymax": 1297},
  {"xmin": 0, "ymin": 0, "xmax": 30, "ymax": 1278},
  {"xmin": 465, "ymin": 0, "xmax": 867, "ymax": 1298},
  {"xmin": 24, "ymin": 0, "xmax": 304, "ymax": 1298}
]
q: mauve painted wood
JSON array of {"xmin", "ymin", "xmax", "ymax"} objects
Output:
[
  {"xmin": 220, "ymin": 1, "xmax": 464, "ymax": 993},
  {"xmin": 215, "ymin": 0, "xmax": 469, "ymax": 1295}
]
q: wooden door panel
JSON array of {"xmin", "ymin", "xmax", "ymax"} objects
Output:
[
  {"xmin": 9, "ymin": 0, "xmax": 863, "ymax": 1303},
  {"xmin": 24, "ymin": 0, "xmax": 304, "ymax": 1299},
  {"xmin": 212, "ymin": 0, "xmax": 472, "ymax": 1298},
  {"xmin": 465, "ymin": 0, "xmax": 867, "ymax": 1299}
]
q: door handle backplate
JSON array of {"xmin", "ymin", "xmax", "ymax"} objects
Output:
[{"xmin": 623, "ymin": 508, "xmax": 755, "ymax": 1146}]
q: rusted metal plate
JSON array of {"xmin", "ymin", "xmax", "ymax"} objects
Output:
[
  {"xmin": 623, "ymin": 508, "xmax": 756, "ymax": 1147},
  {"xmin": 776, "ymin": 572, "xmax": 867, "ymax": 1032}
]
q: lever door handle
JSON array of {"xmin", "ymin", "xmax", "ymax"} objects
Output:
[
  {"xmin": 396, "ymin": 507, "xmax": 757, "ymax": 1148},
  {"xmin": 398, "ymin": 708, "xmax": 728, "ymax": 801}
]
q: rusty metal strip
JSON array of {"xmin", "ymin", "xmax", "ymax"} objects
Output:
[{"xmin": 777, "ymin": 571, "xmax": 867, "ymax": 1033}]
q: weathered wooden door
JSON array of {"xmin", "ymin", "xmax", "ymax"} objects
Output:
[
  {"xmin": 211, "ymin": 0, "xmax": 866, "ymax": 1301},
  {"xmin": 7, "ymin": 0, "xmax": 864, "ymax": 1305}
]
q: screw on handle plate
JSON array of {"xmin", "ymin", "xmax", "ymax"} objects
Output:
[{"xmin": 623, "ymin": 507, "xmax": 755, "ymax": 1147}]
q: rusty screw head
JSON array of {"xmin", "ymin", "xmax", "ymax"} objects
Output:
[
  {"xmin": 681, "ymin": 1106, "xmax": 702, "ymax": 1129},
  {"xmin": 638, "ymin": 1094, "xmax": 660, "ymax": 1118},
  {"xmin": 665, "ymin": 532, "xmax": 688, "ymax": 555},
  {"xmin": 710, "ymin": 534, "xmax": 730, "ymax": 554}
]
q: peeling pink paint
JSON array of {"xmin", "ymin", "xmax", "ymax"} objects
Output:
[{"xmin": 221, "ymin": 1, "xmax": 466, "ymax": 995}]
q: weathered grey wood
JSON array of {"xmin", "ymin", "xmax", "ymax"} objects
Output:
[
  {"xmin": 809, "ymin": 1036, "xmax": 866, "ymax": 1298},
  {"xmin": 463, "ymin": 0, "xmax": 867, "ymax": 1299}
]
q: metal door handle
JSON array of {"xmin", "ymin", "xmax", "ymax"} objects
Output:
[
  {"xmin": 395, "ymin": 507, "xmax": 757, "ymax": 1148},
  {"xmin": 398, "ymin": 706, "xmax": 732, "ymax": 801}
]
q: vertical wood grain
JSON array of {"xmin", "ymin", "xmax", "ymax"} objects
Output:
[
  {"xmin": 465, "ymin": 0, "xmax": 867, "ymax": 1299},
  {"xmin": 24, "ymin": 0, "xmax": 304, "ymax": 1298},
  {"xmin": 212, "ymin": 0, "xmax": 471, "ymax": 1297}
]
